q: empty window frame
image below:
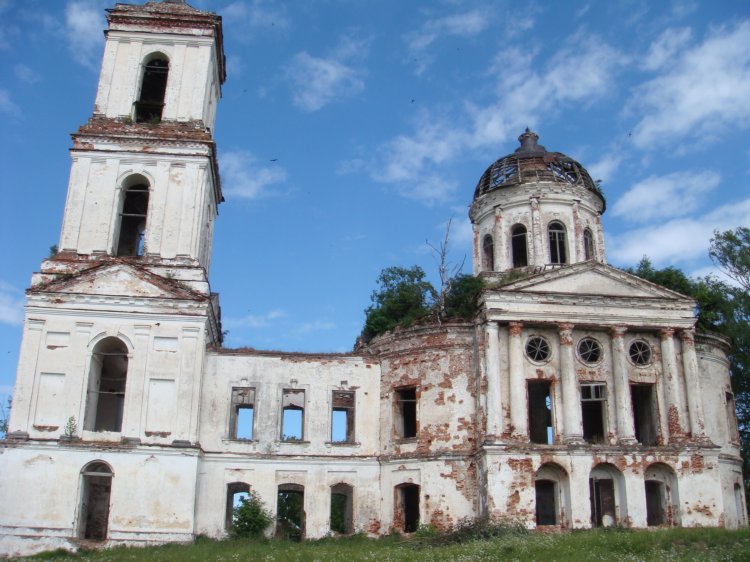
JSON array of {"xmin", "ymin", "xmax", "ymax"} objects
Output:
[
  {"xmin": 79, "ymin": 462, "xmax": 113, "ymax": 540},
  {"xmin": 482, "ymin": 234, "xmax": 494, "ymax": 271},
  {"xmin": 116, "ymin": 178, "xmax": 149, "ymax": 257},
  {"xmin": 394, "ymin": 387, "xmax": 417, "ymax": 439},
  {"xmin": 583, "ymin": 228, "xmax": 595, "ymax": 260},
  {"xmin": 511, "ymin": 224, "xmax": 528, "ymax": 267},
  {"xmin": 225, "ymin": 482, "xmax": 250, "ymax": 531},
  {"xmin": 135, "ymin": 56, "xmax": 169, "ymax": 123},
  {"xmin": 581, "ymin": 383, "xmax": 606, "ymax": 443},
  {"xmin": 281, "ymin": 389, "xmax": 305, "ymax": 441},
  {"xmin": 589, "ymin": 477, "xmax": 616, "ymax": 527},
  {"xmin": 230, "ymin": 387, "xmax": 255, "ymax": 440},
  {"xmin": 535, "ymin": 479, "xmax": 558, "ymax": 525},
  {"xmin": 276, "ymin": 484, "xmax": 305, "ymax": 540},
  {"xmin": 84, "ymin": 337, "xmax": 128, "ymax": 433},
  {"xmin": 631, "ymin": 384, "xmax": 658, "ymax": 446},
  {"xmin": 645, "ymin": 480, "xmax": 666, "ymax": 526},
  {"xmin": 330, "ymin": 483, "xmax": 354, "ymax": 534},
  {"xmin": 548, "ymin": 221, "xmax": 567, "ymax": 264},
  {"xmin": 528, "ymin": 380, "xmax": 553, "ymax": 444},
  {"xmin": 395, "ymin": 483, "xmax": 420, "ymax": 533},
  {"xmin": 331, "ymin": 390, "xmax": 355, "ymax": 443}
]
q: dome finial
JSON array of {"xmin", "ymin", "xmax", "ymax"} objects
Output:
[{"xmin": 515, "ymin": 128, "xmax": 546, "ymax": 154}]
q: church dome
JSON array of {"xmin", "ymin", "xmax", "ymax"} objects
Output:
[{"xmin": 473, "ymin": 129, "xmax": 604, "ymax": 210}]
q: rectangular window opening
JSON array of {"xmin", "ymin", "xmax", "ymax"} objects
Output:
[
  {"xmin": 581, "ymin": 383, "xmax": 606, "ymax": 444},
  {"xmin": 281, "ymin": 389, "xmax": 305, "ymax": 442},
  {"xmin": 395, "ymin": 387, "xmax": 417, "ymax": 439},
  {"xmin": 528, "ymin": 381, "xmax": 553, "ymax": 444},
  {"xmin": 631, "ymin": 384, "xmax": 657, "ymax": 446},
  {"xmin": 726, "ymin": 392, "xmax": 739, "ymax": 442},
  {"xmin": 230, "ymin": 387, "xmax": 255, "ymax": 440},
  {"xmin": 331, "ymin": 390, "xmax": 355, "ymax": 443}
]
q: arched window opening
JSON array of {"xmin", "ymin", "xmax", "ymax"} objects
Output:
[
  {"xmin": 116, "ymin": 177, "xmax": 149, "ymax": 257},
  {"xmin": 330, "ymin": 483, "xmax": 354, "ymax": 535},
  {"xmin": 226, "ymin": 482, "xmax": 250, "ymax": 531},
  {"xmin": 135, "ymin": 56, "xmax": 169, "ymax": 123},
  {"xmin": 583, "ymin": 228, "xmax": 595, "ymax": 261},
  {"xmin": 548, "ymin": 222, "xmax": 567, "ymax": 264},
  {"xmin": 482, "ymin": 234, "xmax": 494, "ymax": 271},
  {"xmin": 535, "ymin": 463, "xmax": 569, "ymax": 528},
  {"xmin": 644, "ymin": 463, "xmax": 679, "ymax": 527},
  {"xmin": 276, "ymin": 484, "xmax": 304, "ymax": 540},
  {"xmin": 84, "ymin": 337, "xmax": 128, "ymax": 433},
  {"xmin": 79, "ymin": 462, "xmax": 113, "ymax": 540},
  {"xmin": 395, "ymin": 483, "xmax": 420, "ymax": 533},
  {"xmin": 511, "ymin": 224, "xmax": 528, "ymax": 267},
  {"xmin": 589, "ymin": 463, "xmax": 626, "ymax": 528}
]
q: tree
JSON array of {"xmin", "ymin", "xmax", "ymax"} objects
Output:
[
  {"xmin": 444, "ymin": 274, "xmax": 484, "ymax": 320},
  {"xmin": 426, "ymin": 218, "xmax": 465, "ymax": 321},
  {"xmin": 709, "ymin": 228, "xmax": 750, "ymax": 501},
  {"xmin": 231, "ymin": 491, "xmax": 273, "ymax": 539},
  {"xmin": 362, "ymin": 266, "xmax": 436, "ymax": 341},
  {"xmin": 0, "ymin": 397, "xmax": 10, "ymax": 439}
]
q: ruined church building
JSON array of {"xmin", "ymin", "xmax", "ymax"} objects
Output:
[{"xmin": 0, "ymin": 1, "xmax": 745, "ymax": 556}]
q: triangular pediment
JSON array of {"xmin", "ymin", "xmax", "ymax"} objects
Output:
[
  {"xmin": 34, "ymin": 262, "xmax": 200, "ymax": 300},
  {"xmin": 496, "ymin": 262, "xmax": 691, "ymax": 300}
]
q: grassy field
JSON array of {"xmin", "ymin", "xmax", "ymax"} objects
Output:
[{"xmin": 27, "ymin": 527, "xmax": 750, "ymax": 562}]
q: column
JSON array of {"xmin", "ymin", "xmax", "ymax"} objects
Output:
[
  {"xmin": 610, "ymin": 326, "xmax": 636, "ymax": 443},
  {"xmin": 530, "ymin": 197, "xmax": 544, "ymax": 266},
  {"xmin": 484, "ymin": 322, "xmax": 503, "ymax": 438},
  {"xmin": 472, "ymin": 223, "xmax": 480, "ymax": 275},
  {"xmin": 571, "ymin": 200, "xmax": 582, "ymax": 263},
  {"xmin": 493, "ymin": 208, "xmax": 505, "ymax": 272},
  {"xmin": 559, "ymin": 323, "xmax": 583, "ymax": 442},
  {"xmin": 680, "ymin": 328, "xmax": 706, "ymax": 439},
  {"xmin": 659, "ymin": 328, "xmax": 686, "ymax": 441},
  {"xmin": 508, "ymin": 322, "xmax": 527, "ymax": 439}
]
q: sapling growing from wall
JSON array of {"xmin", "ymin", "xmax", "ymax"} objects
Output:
[{"xmin": 231, "ymin": 491, "xmax": 273, "ymax": 539}]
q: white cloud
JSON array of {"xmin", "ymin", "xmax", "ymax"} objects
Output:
[
  {"xmin": 222, "ymin": 0, "xmax": 290, "ymax": 32},
  {"xmin": 220, "ymin": 150, "xmax": 288, "ymax": 199},
  {"xmin": 607, "ymin": 196, "xmax": 750, "ymax": 266},
  {"xmin": 294, "ymin": 321, "xmax": 335, "ymax": 335},
  {"xmin": 65, "ymin": 0, "xmax": 106, "ymax": 69},
  {"xmin": 641, "ymin": 27, "xmax": 692, "ymax": 71},
  {"xmin": 0, "ymin": 89, "xmax": 19, "ymax": 116},
  {"xmin": 405, "ymin": 9, "xmax": 491, "ymax": 74},
  {"xmin": 587, "ymin": 153, "xmax": 623, "ymax": 184},
  {"xmin": 368, "ymin": 32, "xmax": 625, "ymax": 204},
  {"xmin": 285, "ymin": 35, "xmax": 368, "ymax": 112},
  {"xmin": 631, "ymin": 20, "xmax": 750, "ymax": 148},
  {"xmin": 612, "ymin": 170, "xmax": 720, "ymax": 223},
  {"xmin": 224, "ymin": 309, "xmax": 286, "ymax": 329},
  {"xmin": 14, "ymin": 64, "xmax": 41, "ymax": 84},
  {"xmin": 0, "ymin": 281, "xmax": 23, "ymax": 326}
]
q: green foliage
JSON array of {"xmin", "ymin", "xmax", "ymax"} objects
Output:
[
  {"xmin": 330, "ymin": 493, "xmax": 348, "ymax": 534},
  {"xmin": 623, "ymin": 256, "xmax": 733, "ymax": 332},
  {"xmin": 231, "ymin": 491, "xmax": 273, "ymax": 539},
  {"xmin": 28, "ymin": 527, "xmax": 750, "ymax": 561},
  {"xmin": 276, "ymin": 489, "xmax": 304, "ymax": 541},
  {"xmin": 48, "ymin": 245, "xmax": 58, "ymax": 258},
  {"xmin": 444, "ymin": 275, "xmax": 484, "ymax": 319},
  {"xmin": 362, "ymin": 266, "xmax": 436, "ymax": 341},
  {"xmin": 0, "ymin": 397, "xmax": 10, "ymax": 438},
  {"xmin": 64, "ymin": 416, "xmax": 77, "ymax": 438},
  {"xmin": 710, "ymin": 227, "xmax": 750, "ymax": 291},
  {"xmin": 362, "ymin": 267, "xmax": 484, "ymax": 341}
]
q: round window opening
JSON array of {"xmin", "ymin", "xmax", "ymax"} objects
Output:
[
  {"xmin": 629, "ymin": 340, "xmax": 651, "ymax": 366},
  {"xmin": 577, "ymin": 337, "xmax": 602, "ymax": 364},
  {"xmin": 526, "ymin": 336, "xmax": 551, "ymax": 362}
]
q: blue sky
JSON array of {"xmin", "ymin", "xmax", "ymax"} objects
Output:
[{"xmin": 1, "ymin": 0, "xmax": 749, "ymax": 409}]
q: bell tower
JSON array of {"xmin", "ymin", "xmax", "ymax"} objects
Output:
[
  {"xmin": 3, "ymin": 2, "xmax": 226, "ymax": 548},
  {"xmin": 55, "ymin": 0, "xmax": 226, "ymax": 281}
]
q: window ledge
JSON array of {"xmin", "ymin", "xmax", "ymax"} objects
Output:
[
  {"xmin": 278, "ymin": 440, "xmax": 310, "ymax": 445},
  {"xmin": 326, "ymin": 441, "xmax": 359, "ymax": 447},
  {"xmin": 394, "ymin": 437, "xmax": 418, "ymax": 443}
]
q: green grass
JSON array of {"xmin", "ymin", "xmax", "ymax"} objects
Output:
[{"xmin": 24, "ymin": 528, "xmax": 750, "ymax": 562}]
